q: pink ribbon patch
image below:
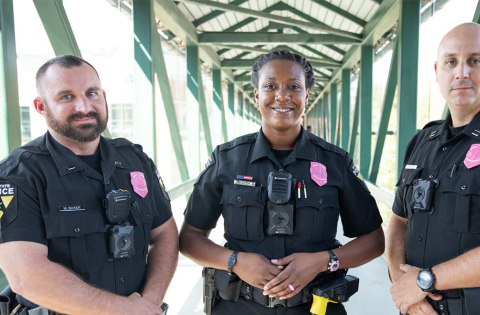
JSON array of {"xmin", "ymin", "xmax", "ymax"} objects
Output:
[
  {"xmin": 310, "ymin": 162, "xmax": 327, "ymax": 187},
  {"xmin": 464, "ymin": 144, "xmax": 480, "ymax": 169},
  {"xmin": 130, "ymin": 171, "xmax": 148, "ymax": 198}
]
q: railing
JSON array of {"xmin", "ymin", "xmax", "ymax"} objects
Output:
[
  {"xmin": 167, "ymin": 178, "xmax": 196, "ymax": 200},
  {"xmin": 365, "ymin": 180, "xmax": 395, "ymax": 209}
]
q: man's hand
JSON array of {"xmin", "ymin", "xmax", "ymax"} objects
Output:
[
  {"xmin": 391, "ymin": 264, "xmax": 442, "ymax": 314},
  {"xmin": 262, "ymin": 253, "xmax": 323, "ymax": 299},
  {"xmin": 404, "ymin": 299, "xmax": 439, "ymax": 315},
  {"xmin": 233, "ymin": 252, "xmax": 282, "ymax": 289},
  {"xmin": 124, "ymin": 293, "xmax": 163, "ymax": 315}
]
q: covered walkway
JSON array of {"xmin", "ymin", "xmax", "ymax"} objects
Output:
[{"xmin": 2, "ymin": 0, "xmax": 480, "ymax": 313}]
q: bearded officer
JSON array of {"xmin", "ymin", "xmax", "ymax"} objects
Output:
[{"xmin": 0, "ymin": 55, "xmax": 178, "ymax": 315}]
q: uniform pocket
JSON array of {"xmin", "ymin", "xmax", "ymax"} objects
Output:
[
  {"xmin": 399, "ymin": 168, "xmax": 424, "ymax": 187},
  {"xmin": 44, "ymin": 210, "xmax": 105, "ymax": 239},
  {"xmin": 442, "ymin": 173, "xmax": 480, "ymax": 233},
  {"xmin": 220, "ymin": 185, "xmax": 266, "ymax": 243},
  {"xmin": 294, "ymin": 187, "xmax": 340, "ymax": 243},
  {"xmin": 131, "ymin": 199, "xmax": 154, "ymax": 261}
]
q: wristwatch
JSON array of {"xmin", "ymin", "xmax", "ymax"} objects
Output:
[
  {"xmin": 327, "ymin": 250, "xmax": 339, "ymax": 272},
  {"xmin": 417, "ymin": 268, "xmax": 438, "ymax": 293},
  {"xmin": 227, "ymin": 251, "xmax": 238, "ymax": 275}
]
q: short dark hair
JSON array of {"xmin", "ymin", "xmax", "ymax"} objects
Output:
[
  {"xmin": 36, "ymin": 55, "xmax": 100, "ymax": 95},
  {"xmin": 251, "ymin": 50, "xmax": 315, "ymax": 90}
]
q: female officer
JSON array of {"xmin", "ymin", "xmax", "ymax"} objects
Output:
[{"xmin": 179, "ymin": 51, "xmax": 385, "ymax": 315}]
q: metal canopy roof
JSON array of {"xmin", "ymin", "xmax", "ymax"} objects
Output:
[{"xmin": 154, "ymin": 0, "xmax": 396, "ymax": 107}]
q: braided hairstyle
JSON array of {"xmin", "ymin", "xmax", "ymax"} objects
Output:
[{"xmin": 251, "ymin": 50, "xmax": 315, "ymax": 90}]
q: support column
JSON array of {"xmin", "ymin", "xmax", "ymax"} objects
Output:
[
  {"xmin": 323, "ymin": 93, "xmax": 329, "ymax": 141},
  {"xmin": 341, "ymin": 69, "xmax": 350, "ymax": 150},
  {"xmin": 228, "ymin": 83, "xmax": 235, "ymax": 141},
  {"xmin": 198, "ymin": 68, "xmax": 213, "ymax": 153},
  {"xmin": 369, "ymin": 40, "xmax": 399, "ymax": 183},
  {"xmin": 0, "ymin": 0, "xmax": 21, "ymax": 156},
  {"xmin": 132, "ymin": 0, "xmax": 156, "ymax": 159},
  {"xmin": 330, "ymin": 84, "xmax": 337, "ymax": 145},
  {"xmin": 397, "ymin": 0, "xmax": 420, "ymax": 178},
  {"xmin": 349, "ymin": 79, "xmax": 361, "ymax": 156},
  {"xmin": 151, "ymin": 19, "xmax": 189, "ymax": 181},
  {"xmin": 212, "ymin": 69, "xmax": 223, "ymax": 147},
  {"xmin": 186, "ymin": 43, "xmax": 201, "ymax": 175},
  {"xmin": 360, "ymin": 44, "xmax": 373, "ymax": 178},
  {"xmin": 236, "ymin": 92, "xmax": 244, "ymax": 136}
]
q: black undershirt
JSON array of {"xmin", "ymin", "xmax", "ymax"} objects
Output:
[
  {"xmin": 270, "ymin": 149, "xmax": 293, "ymax": 166},
  {"xmin": 78, "ymin": 151, "xmax": 102, "ymax": 175},
  {"xmin": 448, "ymin": 124, "xmax": 467, "ymax": 140}
]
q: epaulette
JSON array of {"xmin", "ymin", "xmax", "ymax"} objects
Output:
[
  {"xmin": 307, "ymin": 133, "xmax": 346, "ymax": 157},
  {"xmin": 107, "ymin": 137, "xmax": 136, "ymax": 148},
  {"xmin": 422, "ymin": 120, "xmax": 444, "ymax": 130},
  {"xmin": 219, "ymin": 132, "xmax": 258, "ymax": 152}
]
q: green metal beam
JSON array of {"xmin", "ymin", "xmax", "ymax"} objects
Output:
[
  {"xmin": 330, "ymin": 84, "xmax": 337, "ymax": 145},
  {"xmin": 290, "ymin": 26, "xmax": 347, "ymax": 57},
  {"xmin": 200, "ymin": 33, "xmax": 361, "ymax": 45},
  {"xmin": 220, "ymin": 80, "xmax": 228, "ymax": 142},
  {"xmin": 0, "ymin": 0, "xmax": 21, "ymax": 156},
  {"xmin": 369, "ymin": 39, "xmax": 398, "ymax": 183},
  {"xmin": 235, "ymin": 75, "xmax": 252, "ymax": 83},
  {"xmin": 273, "ymin": 45, "xmax": 342, "ymax": 66},
  {"xmin": 222, "ymin": 59, "xmax": 342, "ymax": 69},
  {"xmin": 360, "ymin": 44, "xmax": 373, "ymax": 178},
  {"xmin": 236, "ymin": 91, "xmax": 244, "ymax": 136},
  {"xmin": 308, "ymin": 0, "xmax": 399, "ymax": 110},
  {"xmin": 212, "ymin": 69, "xmax": 223, "ymax": 147},
  {"xmin": 228, "ymin": 83, "xmax": 235, "ymax": 140},
  {"xmin": 33, "ymin": 0, "xmax": 82, "ymax": 57},
  {"xmin": 349, "ymin": 79, "xmax": 361, "ymax": 156},
  {"xmin": 341, "ymin": 69, "xmax": 350, "ymax": 151},
  {"xmin": 133, "ymin": 0, "xmax": 156, "ymax": 160},
  {"xmin": 199, "ymin": 67, "xmax": 213, "ymax": 153},
  {"xmin": 176, "ymin": 0, "xmax": 362, "ymax": 39},
  {"xmin": 474, "ymin": 0, "xmax": 480, "ymax": 23},
  {"xmin": 186, "ymin": 43, "xmax": 201, "ymax": 175},
  {"xmin": 335, "ymin": 107, "xmax": 341, "ymax": 147},
  {"xmin": 152, "ymin": 21, "xmax": 190, "ymax": 181},
  {"xmin": 397, "ymin": 0, "xmax": 420, "ymax": 179},
  {"xmin": 310, "ymin": 0, "xmax": 367, "ymax": 27},
  {"xmin": 192, "ymin": 0, "xmax": 250, "ymax": 27}
]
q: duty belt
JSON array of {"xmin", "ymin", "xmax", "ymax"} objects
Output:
[{"xmin": 239, "ymin": 283, "xmax": 312, "ymax": 308}]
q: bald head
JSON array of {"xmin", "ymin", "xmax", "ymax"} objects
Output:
[{"xmin": 438, "ymin": 23, "xmax": 480, "ymax": 60}]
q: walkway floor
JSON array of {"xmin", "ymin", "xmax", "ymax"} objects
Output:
[{"xmin": 166, "ymin": 202, "xmax": 398, "ymax": 314}]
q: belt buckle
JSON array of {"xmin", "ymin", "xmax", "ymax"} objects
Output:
[{"xmin": 268, "ymin": 296, "xmax": 287, "ymax": 308}]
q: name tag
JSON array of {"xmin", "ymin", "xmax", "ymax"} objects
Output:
[
  {"xmin": 234, "ymin": 179, "xmax": 255, "ymax": 187},
  {"xmin": 405, "ymin": 165, "xmax": 418, "ymax": 170},
  {"xmin": 58, "ymin": 205, "xmax": 86, "ymax": 211}
]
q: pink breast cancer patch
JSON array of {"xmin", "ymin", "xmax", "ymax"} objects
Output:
[
  {"xmin": 310, "ymin": 162, "xmax": 327, "ymax": 187},
  {"xmin": 464, "ymin": 144, "xmax": 480, "ymax": 169},
  {"xmin": 130, "ymin": 171, "xmax": 148, "ymax": 198}
]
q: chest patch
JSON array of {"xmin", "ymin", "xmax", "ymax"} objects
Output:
[
  {"xmin": 464, "ymin": 144, "xmax": 480, "ymax": 169},
  {"xmin": 130, "ymin": 171, "xmax": 148, "ymax": 198},
  {"xmin": 310, "ymin": 162, "xmax": 327, "ymax": 187},
  {"xmin": 0, "ymin": 181, "xmax": 17, "ymax": 229}
]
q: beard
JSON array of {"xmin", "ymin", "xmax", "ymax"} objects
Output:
[{"xmin": 44, "ymin": 101, "xmax": 108, "ymax": 143}]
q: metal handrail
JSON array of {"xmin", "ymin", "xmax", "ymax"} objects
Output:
[
  {"xmin": 167, "ymin": 178, "xmax": 196, "ymax": 200},
  {"xmin": 365, "ymin": 180, "xmax": 395, "ymax": 209}
]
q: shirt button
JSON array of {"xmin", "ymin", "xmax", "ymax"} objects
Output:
[
  {"xmin": 106, "ymin": 181, "xmax": 110, "ymax": 185},
  {"xmin": 119, "ymin": 278, "xmax": 125, "ymax": 283},
  {"xmin": 442, "ymin": 147, "xmax": 447, "ymax": 151},
  {"xmin": 418, "ymin": 237, "xmax": 422, "ymax": 241},
  {"xmin": 237, "ymin": 197, "xmax": 242, "ymax": 202},
  {"xmin": 146, "ymin": 214, "xmax": 150, "ymax": 220},
  {"xmin": 461, "ymin": 185, "xmax": 467, "ymax": 190},
  {"xmin": 74, "ymin": 228, "xmax": 81, "ymax": 233},
  {"xmin": 429, "ymin": 175, "xmax": 434, "ymax": 179},
  {"xmin": 319, "ymin": 199, "xmax": 323, "ymax": 204}
]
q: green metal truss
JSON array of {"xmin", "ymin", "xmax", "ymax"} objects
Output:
[{"xmin": 0, "ymin": 0, "xmax": 21, "ymax": 155}]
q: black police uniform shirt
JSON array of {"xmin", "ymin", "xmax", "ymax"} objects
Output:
[
  {"xmin": 393, "ymin": 112, "xmax": 480, "ymax": 270},
  {"xmin": 0, "ymin": 132, "xmax": 172, "ymax": 297},
  {"xmin": 184, "ymin": 127, "xmax": 382, "ymax": 259}
]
